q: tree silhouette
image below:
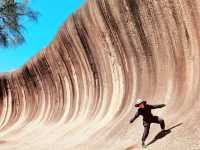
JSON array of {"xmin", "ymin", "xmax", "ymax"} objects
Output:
[{"xmin": 0, "ymin": 0, "xmax": 38, "ymax": 47}]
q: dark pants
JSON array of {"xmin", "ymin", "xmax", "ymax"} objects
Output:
[{"xmin": 142, "ymin": 116, "xmax": 165, "ymax": 143}]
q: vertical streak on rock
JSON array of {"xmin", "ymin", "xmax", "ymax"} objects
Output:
[{"xmin": 0, "ymin": 0, "xmax": 199, "ymax": 149}]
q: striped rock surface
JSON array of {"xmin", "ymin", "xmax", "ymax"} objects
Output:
[{"xmin": 0, "ymin": 0, "xmax": 199, "ymax": 149}]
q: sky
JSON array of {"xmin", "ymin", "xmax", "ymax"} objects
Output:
[{"xmin": 0, "ymin": 0, "xmax": 86, "ymax": 73}]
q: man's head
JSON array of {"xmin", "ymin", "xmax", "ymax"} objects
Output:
[
  {"xmin": 135, "ymin": 98, "xmax": 146, "ymax": 108},
  {"xmin": 138, "ymin": 103, "xmax": 145, "ymax": 108}
]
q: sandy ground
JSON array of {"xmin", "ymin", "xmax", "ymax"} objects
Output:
[{"xmin": 0, "ymin": 0, "xmax": 200, "ymax": 149}]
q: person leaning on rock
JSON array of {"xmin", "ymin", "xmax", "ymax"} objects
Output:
[{"xmin": 130, "ymin": 98, "xmax": 166, "ymax": 148}]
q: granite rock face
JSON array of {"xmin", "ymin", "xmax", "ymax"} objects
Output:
[{"xmin": 0, "ymin": 0, "xmax": 200, "ymax": 149}]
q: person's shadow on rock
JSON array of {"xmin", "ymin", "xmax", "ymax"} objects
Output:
[{"xmin": 146, "ymin": 123, "xmax": 183, "ymax": 147}]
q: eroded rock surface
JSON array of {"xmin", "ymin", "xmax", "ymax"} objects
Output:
[{"xmin": 0, "ymin": 0, "xmax": 199, "ymax": 149}]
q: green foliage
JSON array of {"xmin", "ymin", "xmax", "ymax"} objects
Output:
[{"xmin": 0, "ymin": 0, "xmax": 38, "ymax": 47}]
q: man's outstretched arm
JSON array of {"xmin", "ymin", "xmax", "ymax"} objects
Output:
[
  {"xmin": 130, "ymin": 110, "xmax": 139, "ymax": 124},
  {"xmin": 149, "ymin": 104, "xmax": 166, "ymax": 109}
]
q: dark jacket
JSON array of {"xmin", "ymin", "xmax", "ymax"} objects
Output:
[{"xmin": 130, "ymin": 104, "xmax": 165, "ymax": 124}]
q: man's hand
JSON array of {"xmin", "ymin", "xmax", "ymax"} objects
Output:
[
  {"xmin": 150, "ymin": 104, "xmax": 166, "ymax": 109},
  {"xmin": 130, "ymin": 110, "xmax": 139, "ymax": 124},
  {"xmin": 130, "ymin": 119, "xmax": 134, "ymax": 124}
]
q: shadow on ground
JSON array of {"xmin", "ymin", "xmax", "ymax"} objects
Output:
[{"xmin": 146, "ymin": 123, "xmax": 183, "ymax": 147}]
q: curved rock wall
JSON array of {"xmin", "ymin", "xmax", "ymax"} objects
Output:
[{"xmin": 0, "ymin": 0, "xmax": 200, "ymax": 149}]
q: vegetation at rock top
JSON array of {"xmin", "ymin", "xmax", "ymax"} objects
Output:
[{"xmin": 0, "ymin": 0, "xmax": 37, "ymax": 47}]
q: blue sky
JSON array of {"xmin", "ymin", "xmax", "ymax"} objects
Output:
[{"xmin": 0, "ymin": 0, "xmax": 86, "ymax": 73}]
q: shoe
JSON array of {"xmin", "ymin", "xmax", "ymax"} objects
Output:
[
  {"xmin": 161, "ymin": 129, "xmax": 166, "ymax": 132},
  {"xmin": 142, "ymin": 142, "xmax": 146, "ymax": 148}
]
